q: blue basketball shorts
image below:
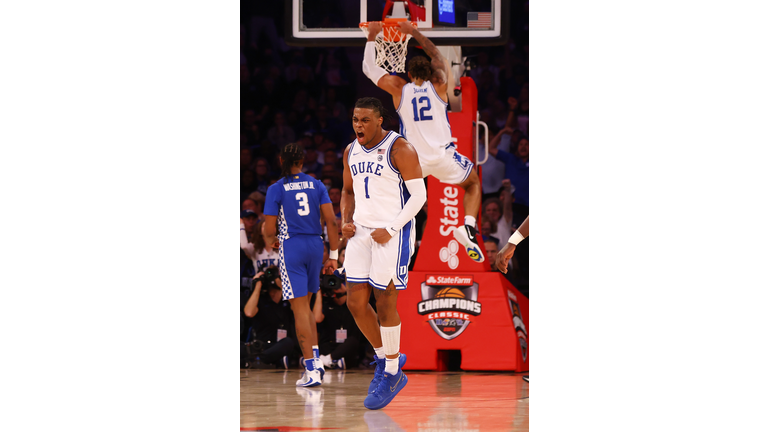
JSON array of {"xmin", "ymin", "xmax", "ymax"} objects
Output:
[{"xmin": 278, "ymin": 235, "xmax": 323, "ymax": 300}]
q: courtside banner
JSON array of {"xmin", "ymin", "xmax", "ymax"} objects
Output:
[{"xmin": 400, "ymin": 271, "xmax": 529, "ymax": 371}]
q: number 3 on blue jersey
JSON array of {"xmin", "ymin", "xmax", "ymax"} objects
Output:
[
  {"xmin": 411, "ymin": 96, "xmax": 432, "ymax": 122},
  {"xmin": 296, "ymin": 192, "xmax": 310, "ymax": 215}
]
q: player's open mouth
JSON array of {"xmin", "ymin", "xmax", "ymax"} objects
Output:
[{"xmin": 357, "ymin": 132, "xmax": 365, "ymax": 140}]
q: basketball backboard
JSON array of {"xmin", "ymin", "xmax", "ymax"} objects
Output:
[{"xmin": 286, "ymin": 0, "xmax": 509, "ymax": 47}]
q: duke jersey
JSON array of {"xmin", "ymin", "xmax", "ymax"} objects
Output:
[
  {"xmin": 253, "ymin": 248, "xmax": 279, "ymax": 272},
  {"xmin": 396, "ymin": 80, "xmax": 452, "ymax": 164},
  {"xmin": 347, "ymin": 130, "xmax": 411, "ymax": 228},
  {"xmin": 264, "ymin": 172, "xmax": 331, "ymax": 242}
]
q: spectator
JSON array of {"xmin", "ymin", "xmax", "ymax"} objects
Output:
[
  {"xmin": 328, "ymin": 187, "xmax": 341, "ymax": 218},
  {"xmin": 241, "ymin": 170, "xmax": 257, "ymax": 203},
  {"xmin": 489, "ymin": 132, "xmax": 529, "ymax": 208},
  {"xmin": 301, "ymin": 147, "xmax": 323, "ymax": 177},
  {"xmin": 253, "ymin": 220, "xmax": 279, "ymax": 271},
  {"xmin": 484, "ymin": 238, "xmax": 500, "ymax": 271},
  {"xmin": 240, "ymin": 211, "xmax": 259, "ymax": 298},
  {"xmin": 481, "ymin": 218, "xmax": 499, "ymax": 243},
  {"xmin": 320, "ymin": 164, "xmax": 342, "ymax": 186},
  {"xmin": 267, "ymin": 112, "xmax": 296, "ymax": 148},
  {"xmin": 252, "ymin": 158, "xmax": 273, "ymax": 196},
  {"xmin": 322, "ymin": 149, "xmax": 341, "ymax": 170},
  {"xmin": 242, "ymin": 198, "xmax": 258, "ymax": 212},
  {"xmin": 482, "ymin": 198, "xmax": 511, "ymax": 248}
]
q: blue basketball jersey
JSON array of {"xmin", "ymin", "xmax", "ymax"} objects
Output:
[{"xmin": 264, "ymin": 172, "xmax": 331, "ymax": 241}]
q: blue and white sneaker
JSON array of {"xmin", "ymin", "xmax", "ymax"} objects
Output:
[
  {"xmin": 333, "ymin": 357, "xmax": 346, "ymax": 370},
  {"xmin": 453, "ymin": 225, "xmax": 485, "ymax": 262},
  {"xmin": 364, "ymin": 369, "xmax": 408, "ymax": 410},
  {"xmin": 300, "ymin": 357, "xmax": 325, "ymax": 380},
  {"xmin": 296, "ymin": 368, "xmax": 322, "ymax": 387},
  {"xmin": 368, "ymin": 354, "xmax": 407, "ymax": 394}
]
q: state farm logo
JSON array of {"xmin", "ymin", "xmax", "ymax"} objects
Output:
[
  {"xmin": 425, "ymin": 275, "xmax": 474, "ymax": 286},
  {"xmin": 439, "ymin": 240, "xmax": 460, "ymax": 269},
  {"xmin": 418, "ymin": 276, "xmax": 482, "ymax": 340}
]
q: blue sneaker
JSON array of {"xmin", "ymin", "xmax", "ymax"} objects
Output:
[
  {"xmin": 364, "ymin": 369, "xmax": 408, "ymax": 410},
  {"xmin": 368, "ymin": 354, "xmax": 407, "ymax": 394}
]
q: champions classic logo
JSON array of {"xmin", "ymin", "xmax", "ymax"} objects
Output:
[{"xmin": 417, "ymin": 275, "xmax": 481, "ymax": 340}]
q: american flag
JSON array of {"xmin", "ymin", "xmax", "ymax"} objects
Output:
[
  {"xmin": 467, "ymin": 12, "xmax": 492, "ymax": 28},
  {"xmin": 377, "ymin": 148, "xmax": 386, "ymax": 154}
]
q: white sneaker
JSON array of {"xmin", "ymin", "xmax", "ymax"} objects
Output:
[
  {"xmin": 453, "ymin": 225, "xmax": 485, "ymax": 262},
  {"xmin": 296, "ymin": 368, "xmax": 322, "ymax": 387}
]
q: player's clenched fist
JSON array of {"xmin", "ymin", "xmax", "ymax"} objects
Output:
[
  {"xmin": 341, "ymin": 222, "xmax": 357, "ymax": 238},
  {"xmin": 371, "ymin": 228, "xmax": 393, "ymax": 244}
]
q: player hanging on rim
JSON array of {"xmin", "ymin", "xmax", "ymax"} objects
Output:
[
  {"xmin": 341, "ymin": 97, "xmax": 427, "ymax": 409},
  {"xmin": 362, "ymin": 20, "xmax": 485, "ymax": 262},
  {"xmin": 263, "ymin": 144, "xmax": 340, "ymax": 387}
]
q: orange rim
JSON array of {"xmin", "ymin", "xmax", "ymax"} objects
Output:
[{"xmin": 360, "ymin": 20, "xmax": 417, "ymax": 42}]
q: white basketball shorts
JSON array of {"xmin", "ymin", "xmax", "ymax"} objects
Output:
[
  {"xmin": 420, "ymin": 144, "xmax": 474, "ymax": 185},
  {"xmin": 344, "ymin": 219, "xmax": 415, "ymax": 290}
]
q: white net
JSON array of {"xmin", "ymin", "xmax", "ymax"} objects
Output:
[{"xmin": 360, "ymin": 23, "xmax": 414, "ymax": 73}]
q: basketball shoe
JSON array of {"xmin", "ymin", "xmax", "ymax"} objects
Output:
[
  {"xmin": 453, "ymin": 225, "xmax": 485, "ymax": 262},
  {"xmin": 300, "ymin": 356, "xmax": 325, "ymax": 380},
  {"xmin": 364, "ymin": 369, "xmax": 408, "ymax": 410},
  {"xmin": 369, "ymin": 354, "xmax": 407, "ymax": 394},
  {"xmin": 296, "ymin": 368, "xmax": 322, "ymax": 387}
]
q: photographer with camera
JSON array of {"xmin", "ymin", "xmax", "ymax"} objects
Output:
[
  {"xmin": 241, "ymin": 266, "xmax": 297, "ymax": 369},
  {"xmin": 312, "ymin": 269, "xmax": 362, "ymax": 369}
]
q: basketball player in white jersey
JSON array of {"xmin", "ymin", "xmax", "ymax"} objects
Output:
[
  {"xmin": 362, "ymin": 21, "xmax": 485, "ymax": 263},
  {"xmin": 340, "ymin": 97, "xmax": 426, "ymax": 409}
]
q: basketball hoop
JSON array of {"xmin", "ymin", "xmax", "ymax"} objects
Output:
[{"xmin": 359, "ymin": 19, "xmax": 417, "ymax": 73}]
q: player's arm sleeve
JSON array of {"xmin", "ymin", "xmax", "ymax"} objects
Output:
[
  {"xmin": 385, "ymin": 178, "xmax": 427, "ymax": 237},
  {"xmin": 363, "ymin": 41, "xmax": 388, "ymax": 86}
]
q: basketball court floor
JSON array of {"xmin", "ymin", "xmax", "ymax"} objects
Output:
[{"xmin": 241, "ymin": 369, "xmax": 529, "ymax": 431}]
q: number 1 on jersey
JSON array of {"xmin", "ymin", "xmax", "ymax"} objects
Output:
[{"xmin": 364, "ymin": 176, "xmax": 370, "ymax": 199}]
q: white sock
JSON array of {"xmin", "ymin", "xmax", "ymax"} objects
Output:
[
  {"xmin": 385, "ymin": 355, "xmax": 400, "ymax": 375},
  {"xmin": 374, "ymin": 346, "xmax": 386, "ymax": 360},
  {"xmin": 319, "ymin": 354, "xmax": 332, "ymax": 368},
  {"xmin": 380, "ymin": 324, "xmax": 401, "ymax": 375},
  {"xmin": 464, "ymin": 216, "xmax": 476, "ymax": 227}
]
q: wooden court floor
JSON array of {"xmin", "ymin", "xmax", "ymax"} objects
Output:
[{"xmin": 241, "ymin": 368, "xmax": 529, "ymax": 431}]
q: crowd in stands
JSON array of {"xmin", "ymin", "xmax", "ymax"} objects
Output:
[{"xmin": 240, "ymin": 1, "xmax": 529, "ymax": 369}]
